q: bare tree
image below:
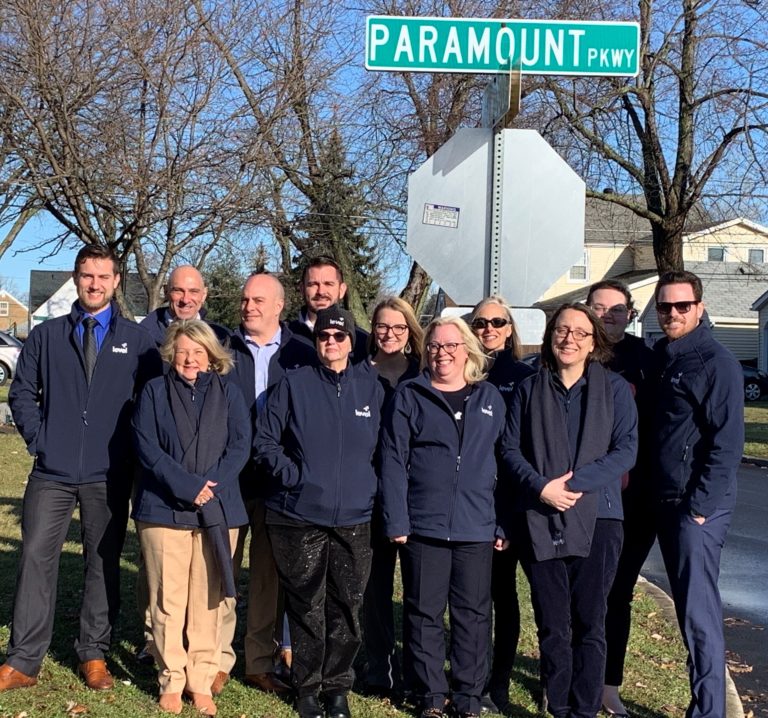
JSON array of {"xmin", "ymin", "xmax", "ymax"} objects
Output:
[
  {"xmin": 525, "ymin": 0, "xmax": 768, "ymax": 271},
  {"xmin": 0, "ymin": 0, "xmax": 268, "ymax": 314}
]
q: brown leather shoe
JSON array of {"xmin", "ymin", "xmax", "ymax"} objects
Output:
[
  {"xmin": 211, "ymin": 671, "xmax": 229, "ymax": 696},
  {"xmin": 244, "ymin": 671, "xmax": 290, "ymax": 693},
  {"xmin": 0, "ymin": 663, "xmax": 37, "ymax": 691},
  {"xmin": 159, "ymin": 691, "xmax": 183, "ymax": 714},
  {"xmin": 78, "ymin": 659, "xmax": 114, "ymax": 691}
]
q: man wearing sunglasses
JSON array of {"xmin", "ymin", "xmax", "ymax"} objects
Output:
[{"xmin": 651, "ymin": 270, "xmax": 743, "ymax": 718}]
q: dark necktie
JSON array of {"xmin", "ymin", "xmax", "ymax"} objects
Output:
[{"xmin": 83, "ymin": 317, "xmax": 98, "ymax": 384}]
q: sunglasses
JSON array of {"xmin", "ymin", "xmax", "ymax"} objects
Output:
[
  {"xmin": 471, "ymin": 317, "xmax": 509, "ymax": 330},
  {"xmin": 655, "ymin": 301, "xmax": 700, "ymax": 315},
  {"xmin": 317, "ymin": 331, "xmax": 349, "ymax": 343}
]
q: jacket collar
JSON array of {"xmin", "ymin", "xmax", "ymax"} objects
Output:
[
  {"xmin": 234, "ymin": 320, "xmax": 294, "ymax": 349},
  {"xmin": 660, "ymin": 319, "xmax": 710, "ymax": 359},
  {"xmin": 68, "ymin": 299, "xmax": 120, "ymax": 330}
]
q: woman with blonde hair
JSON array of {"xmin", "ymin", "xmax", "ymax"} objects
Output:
[
  {"xmin": 362, "ymin": 296, "xmax": 423, "ymax": 697},
  {"xmin": 469, "ymin": 297, "xmax": 534, "ymax": 711},
  {"xmin": 132, "ymin": 320, "xmax": 250, "ymax": 715},
  {"xmin": 379, "ymin": 316, "xmax": 507, "ymax": 718}
]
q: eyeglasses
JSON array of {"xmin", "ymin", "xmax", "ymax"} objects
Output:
[
  {"xmin": 588, "ymin": 303, "xmax": 628, "ymax": 317},
  {"xmin": 553, "ymin": 327, "xmax": 593, "ymax": 342},
  {"xmin": 470, "ymin": 317, "xmax": 510, "ymax": 330},
  {"xmin": 426, "ymin": 341, "xmax": 464, "ymax": 356},
  {"xmin": 317, "ymin": 331, "xmax": 349, "ymax": 343},
  {"xmin": 374, "ymin": 323, "xmax": 408, "ymax": 337},
  {"xmin": 656, "ymin": 301, "xmax": 700, "ymax": 315}
]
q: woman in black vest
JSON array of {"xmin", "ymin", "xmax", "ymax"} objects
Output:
[
  {"xmin": 469, "ymin": 297, "xmax": 534, "ymax": 711},
  {"xmin": 361, "ymin": 297, "xmax": 423, "ymax": 698},
  {"xmin": 132, "ymin": 320, "xmax": 250, "ymax": 716},
  {"xmin": 500, "ymin": 303, "xmax": 637, "ymax": 718}
]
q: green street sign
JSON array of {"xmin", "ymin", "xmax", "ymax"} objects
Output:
[{"xmin": 366, "ymin": 16, "xmax": 640, "ymax": 77}]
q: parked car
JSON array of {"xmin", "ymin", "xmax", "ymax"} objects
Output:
[
  {"xmin": 0, "ymin": 331, "xmax": 22, "ymax": 386},
  {"xmin": 742, "ymin": 364, "xmax": 768, "ymax": 402}
]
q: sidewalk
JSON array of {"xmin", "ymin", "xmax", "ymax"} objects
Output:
[{"xmin": 637, "ymin": 576, "xmax": 743, "ymax": 718}]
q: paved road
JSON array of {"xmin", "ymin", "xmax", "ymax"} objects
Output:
[{"xmin": 642, "ymin": 462, "xmax": 768, "ymax": 716}]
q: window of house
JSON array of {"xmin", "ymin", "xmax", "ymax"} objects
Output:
[
  {"xmin": 568, "ymin": 252, "xmax": 589, "ymax": 281},
  {"xmin": 0, "ymin": 302, "xmax": 8, "ymax": 317},
  {"xmin": 749, "ymin": 248, "xmax": 765, "ymax": 264},
  {"xmin": 707, "ymin": 247, "xmax": 725, "ymax": 261}
]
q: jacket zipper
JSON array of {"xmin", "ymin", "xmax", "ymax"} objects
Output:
[
  {"xmin": 445, "ymin": 393, "xmax": 467, "ymax": 541},
  {"xmin": 332, "ymin": 377, "xmax": 343, "ymax": 526}
]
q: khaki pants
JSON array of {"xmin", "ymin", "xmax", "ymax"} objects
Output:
[
  {"xmin": 138, "ymin": 522, "xmax": 238, "ymax": 694},
  {"xmin": 219, "ymin": 498, "xmax": 280, "ymax": 675}
]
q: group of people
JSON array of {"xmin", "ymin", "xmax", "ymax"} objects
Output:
[{"xmin": 0, "ymin": 245, "xmax": 742, "ymax": 718}]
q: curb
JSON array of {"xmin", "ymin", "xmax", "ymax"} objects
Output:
[
  {"xmin": 742, "ymin": 455, "xmax": 768, "ymax": 468},
  {"xmin": 637, "ymin": 576, "xmax": 743, "ymax": 718}
]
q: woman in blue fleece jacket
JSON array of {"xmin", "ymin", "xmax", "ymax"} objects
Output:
[
  {"xmin": 379, "ymin": 316, "xmax": 506, "ymax": 718},
  {"xmin": 254, "ymin": 305, "xmax": 384, "ymax": 718}
]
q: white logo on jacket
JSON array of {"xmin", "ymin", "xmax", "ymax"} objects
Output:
[
  {"xmin": 481, "ymin": 404, "xmax": 494, "ymax": 417},
  {"xmin": 111, "ymin": 342, "xmax": 128, "ymax": 354},
  {"xmin": 670, "ymin": 371, "xmax": 683, "ymax": 385},
  {"xmin": 355, "ymin": 405, "xmax": 371, "ymax": 418},
  {"xmin": 498, "ymin": 384, "xmax": 515, "ymax": 393}
]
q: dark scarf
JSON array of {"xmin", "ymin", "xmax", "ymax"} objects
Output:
[
  {"xmin": 167, "ymin": 370, "xmax": 236, "ymax": 597},
  {"xmin": 524, "ymin": 362, "xmax": 613, "ymax": 561}
]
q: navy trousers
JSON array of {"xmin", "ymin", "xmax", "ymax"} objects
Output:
[
  {"xmin": 657, "ymin": 505, "xmax": 731, "ymax": 718},
  {"xmin": 525, "ymin": 519, "xmax": 623, "ymax": 718},
  {"xmin": 7, "ymin": 477, "xmax": 129, "ymax": 675},
  {"xmin": 488, "ymin": 541, "xmax": 522, "ymax": 686},
  {"xmin": 401, "ymin": 536, "xmax": 493, "ymax": 715}
]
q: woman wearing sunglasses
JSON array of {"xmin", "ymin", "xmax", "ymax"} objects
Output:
[
  {"xmin": 254, "ymin": 305, "xmax": 384, "ymax": 718},
  {"xmin": 361, "ymin": 297, "xmax": 423, "ymax": 698},
  {"xmin": 469, "ymin": 297, "xmax": 534, "ymax": 711},
  {"xmin": 379, "ymin": 316, "xmax": 506, "ymax": 718},
  {"xmin": 500, "ymin": 303, "xmax": 637, "ymax": 718}
]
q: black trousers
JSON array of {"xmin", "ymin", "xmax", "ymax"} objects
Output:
[
  {"xmin": 604, "ymin": 493, "xmax": 657, "ymax": 686},
  {"xmin": 488, "ymin": 541, "xmax": 522, "ymax": 686},
  {"xmin": 362, "ymin": 525, "xmax": 402, "ymax": 690},
  {"xmin": 268, "ymin": 521, "xmax": 372, "ymax": 698},
  {"xmin": 525, "ymin": 519, "xmax": 623, "ymax": 718},
  {"xmin": 401, "ymin": 536, "xmax": 493, "ymax": 715},
  {"xmin": 7, "ymin": 477, "xmax": 129, "ymax": 675}
]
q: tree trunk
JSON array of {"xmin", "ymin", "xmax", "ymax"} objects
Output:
[
  {"xmin": 400, "ymin": 261, "xmax": 432, "ymax": 317},
  {"xmin": 652, "ymin": 221, "xmax": 685, "ymax": 273}
]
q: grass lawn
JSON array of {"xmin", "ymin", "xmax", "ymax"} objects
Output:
[
  {"xmin": 744, "ymin": 400, "xmax": 768, "ymax": 458},
  {"xmin": 0, "ymin": 431, "xmax": 693, "ymax": 718}
]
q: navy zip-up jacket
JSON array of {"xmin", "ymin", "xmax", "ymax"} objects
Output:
[
  {"xmin": 500, "ymin": 369, "xmax": 637, "ymax": 521},
  {"xmin": 9, "ymin": 302, "xmax": 160, "ymax": 484},
  {"xmin": 131, "ymin": 371, "xmax": 250, "ymax": 527},
  {"xmin": 254, "ymin": 362, "xmax": 384, "ymax": 526},
  {"xmin": 229, "ymin": 323, "xmax": 318, "ymax": 499},
  {"xmin": 487, "ymin": 349, "xmax": 536, "ymax": 409},
  {"xmin": 651, "ymin": 321, "xmax": 743, "ymax": 516},
  {"xmin": 379, "ymin": 373, "xmax": 506, "ymax": 542},
  {"xmin": 140, "ymin": 306, "xmax": 231, "ymax": 347}
]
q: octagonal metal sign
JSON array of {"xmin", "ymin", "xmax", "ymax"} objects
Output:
[{"xmin": 407, "ymin": 128, "xmax": 585, "ymax": 306}]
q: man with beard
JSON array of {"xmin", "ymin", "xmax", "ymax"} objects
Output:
[
  {"xmin": 288, "ymin": 257, "xmax": 368, "ymax": 364},
  {"xmin": 651, "ymin": 270, "xmax": 743, "ymax": 718},
  {"xmin": 1, "ymin": 245, "xmax": 158, "ymax": 692}
]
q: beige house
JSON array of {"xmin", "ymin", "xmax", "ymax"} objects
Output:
[
  {"xmin": 537, "ymin": 207, "xmax": 768, "ymax": 361},
  {"xmin": 0, "ymin": 289, "xmax": 29, "ymax": 337}
]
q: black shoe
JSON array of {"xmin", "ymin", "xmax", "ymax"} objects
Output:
[
  {"xmin": 479, "ymin": 693, "xmax": 498, "ymax": 714},
  {"xmin": 135, "ymin": 645, "xmax": 154, "ymax": 666},
  {"xmin": 296, "ymin": 695, "xmax": 324, "ymax": 718},
  {"xmin": 324, "ymin": 693, "xmax": 351, "ymax": 718}
]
